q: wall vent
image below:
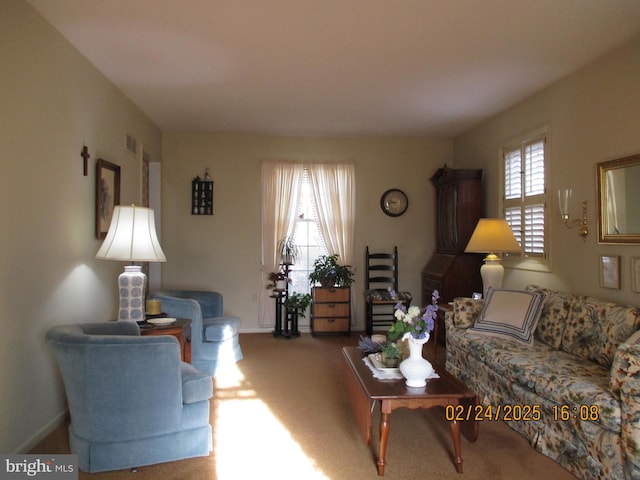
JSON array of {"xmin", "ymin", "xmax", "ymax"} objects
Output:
[{"xmin": 125, "ymin": 133, "xmax": 138, "ymax": 155}]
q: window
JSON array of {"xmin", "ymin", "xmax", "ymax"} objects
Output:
[
  {"xmin": 260, "ymin": 162, "xmax": 354, "ymax": 327},
  {"xmin": 501, "ymin": 132, "xmax": 548, "ymax": 267},
  {"xmin": 289, "ymin": 169, "xmax": 328, "ymax": 295}
]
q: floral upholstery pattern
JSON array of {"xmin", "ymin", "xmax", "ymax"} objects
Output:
[
  {"xmin": 365, "ymin": 289, "xmax": 412, "ymax": 304},
  {"xmin": 526, "ymin": 284, "xmax": 579, "ymax": 349},
  {"xmin": 451, "ymin": 297, "xmax": 483, "ymax": 328},
  {"xmin": 561, "ymin": 299, "xmax": 640, "ymax": 368},
  {"xmin": 446, "ymin": 286, "xmax": 640, "ymax": 480}
]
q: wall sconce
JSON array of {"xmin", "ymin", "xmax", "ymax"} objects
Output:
[{"xmin": 558, "ymin": 189, "xmax": 588, "ymax": 240}]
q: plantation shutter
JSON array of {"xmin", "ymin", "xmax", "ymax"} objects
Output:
[{"xmin": 503, "ymin": 137, "xmax": 546, "ymax": 258}]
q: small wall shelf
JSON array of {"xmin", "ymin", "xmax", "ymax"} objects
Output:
[{"xmin": 192, "ymin": 177, "xmax": 214, "ymax": 215}]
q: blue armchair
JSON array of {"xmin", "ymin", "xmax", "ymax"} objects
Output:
[
  {"xmin": 150, "ymin": 290, "xmax": 243, "ymax": 377},
  {"xmin": 45, "ymin": 321, "xmax": 213, "ymax": 473}
]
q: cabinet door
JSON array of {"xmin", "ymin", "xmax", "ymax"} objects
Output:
[{"xmin": 436, "ymin": 184, "xmax": 458, "ymax": 251}]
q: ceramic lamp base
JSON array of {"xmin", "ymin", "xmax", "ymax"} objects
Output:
[{"xmin": 118, "ymin": 265, "xmax": 146, "ymax": 322}]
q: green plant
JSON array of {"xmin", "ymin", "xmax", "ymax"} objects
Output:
[
  {"xmin": 277, "ymin": 237, "xmax": 300, "ymax": 265},
  {"xmin": 308, "ymin": 254, "xmax": 355, "ymax": 287},
  {"xmin": 266, "ymin": 271, "xmax": 290, "ymax": 290},
  {"xmin": 381, "ymin": 341, "xmax": 401, "ymax": 360},
  {"xmin": 284, "ymin": 292, "xmax": 312, "ymax": 318}
]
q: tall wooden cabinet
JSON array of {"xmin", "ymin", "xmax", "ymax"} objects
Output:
[
  {"xmin": 422, "ymin": 167, "xmax": 484, "ymax": 308},
  {"xmin": 311, "ymin": 287, "xmax": 351, "ymax": 336}
]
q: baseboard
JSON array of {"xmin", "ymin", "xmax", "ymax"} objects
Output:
[
  {"xmin": 240, "ymin": 326, "xmax": 311, "ymax": 334},
  {"xmin": 14, "ymin": 409, "xmax": 68, "ymax": 454}
]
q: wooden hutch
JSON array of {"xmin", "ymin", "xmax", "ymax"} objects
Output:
[{"xmin": 422, "ymin": 167, "xmax": 484, "ymax": 342}]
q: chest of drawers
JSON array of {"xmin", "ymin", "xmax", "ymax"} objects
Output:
[{"xmin": 311, "ymin": 287, "xmax": 350, "ymax": 336}]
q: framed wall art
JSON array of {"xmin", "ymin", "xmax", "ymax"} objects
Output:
[
  {"xmin": 95, "ymin": 158, "xmax": 121, "ymax": 239},
  {"xmin": 632, "ymin": 257, "xmax": 640, "ymax": 293},
  {"xmin": 600, "ymin": 255, "xmax": 621, "ymax": 290}
]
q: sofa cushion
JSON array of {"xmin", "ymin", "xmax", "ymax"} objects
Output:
[
  {"xmin": 485, "ymin": 344, "xmax": 620, "ymax": 432},
  {"xmin": 181, "ymin": 362, "xmax": 213, "ymax": 403},
  {"xmin": 468, "ymin": 288, "xmax": 544, "ymax": 344},
  {"xmin": 561, "ymin": 298, "xmax": 640, "ymax": 368},
  {"xmin": 365, "ymin": 289, "xmax": 413, "ymax": 304},
  {"xmin": 452, "ymin": 297, "xmax": 483, "ymax": 329},
  {"xmin": 203, "ymin": 316, "xmax": 241, "ymax": 342},
  {"xmin": 526, "ymin": 284, "xmax": 578, "ymax": 349},
  {"xmin": 450, "ymin": 324, "xmax": 622, "ymax": 432}
]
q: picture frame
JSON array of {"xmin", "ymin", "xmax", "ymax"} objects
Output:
[
  {"xmin": 599, "ymin": 255, "xmax": 621, "ymax": 289},
  {"xmin": 632, "ymin": 257, "xmax": 640, "ymax": 293},
  {"xmin": 95, "ymin": 158, "xmax": 121, "ymax": 239}
]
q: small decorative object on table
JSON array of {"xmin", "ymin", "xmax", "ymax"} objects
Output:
[
  {"xmin": 357, "ymin": 335, "xmax": 382, "ymax": 354},
  {"xmin": 388, "ymin": 288, "xmax": 439, "ymax": 387},
  {"xmin": 380, "ymin": 341, "xmax": 401, "ymax": 368}
]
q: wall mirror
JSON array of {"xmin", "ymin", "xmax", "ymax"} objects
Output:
[{"xmin": 597, "ymin": 153, "xmax": 640, "ymax": 244}]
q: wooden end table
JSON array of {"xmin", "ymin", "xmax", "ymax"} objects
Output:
[
  {"xmin": 140, "ymin": 318, "xmax": 192, "ymax": 363},
  {"xmin": 342, "ymin": 346, "xmax": 478, "ymax": 476}
]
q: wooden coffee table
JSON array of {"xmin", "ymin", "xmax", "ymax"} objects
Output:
[{"xmin": 342, "ymin": 346, "xmax": 478, "ymax": 476}]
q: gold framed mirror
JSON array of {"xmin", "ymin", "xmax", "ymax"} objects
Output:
[{"xmin": 597, "ymin": 153, "xmax": 640, "ymax": 244}]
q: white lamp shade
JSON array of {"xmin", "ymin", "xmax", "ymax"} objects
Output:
[
  {"xmin": 96, "ymin": 205, "xmax": 166, "ymax": 262},
  {"xmin": 464, "ymin": 218, "xmax": 521, "ymax": 254}
]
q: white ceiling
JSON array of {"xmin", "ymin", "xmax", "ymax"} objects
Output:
[{"xmin": 27, "ymin": 0, "xmax": 640, "ymax": 137}]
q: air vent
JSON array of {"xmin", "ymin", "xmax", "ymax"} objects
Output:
[{"xmin": 125, "ymin": 133, "xmax": 138, "ymax": 155}]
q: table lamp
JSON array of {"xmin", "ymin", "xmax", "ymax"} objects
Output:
[
  {"xmin": 96, "ymin": 205, "xmax": 166, "ymax": 321},
  {"xmin": 464, "ymin": 218, "xmax": 521, "ymax": 297}
]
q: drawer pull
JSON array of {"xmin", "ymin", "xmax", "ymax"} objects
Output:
[{"xmin": 328, "ymin": 318, "xmax": 335, "ymax": 323}]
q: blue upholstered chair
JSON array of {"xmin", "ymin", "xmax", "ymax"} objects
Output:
[
  {"xmin": 149, "ymin": 290, "xmax": 243, "ymax": 377},
  {"xmin": 45, "ymin": 321, "xmax": 213, "ymax": 473}
]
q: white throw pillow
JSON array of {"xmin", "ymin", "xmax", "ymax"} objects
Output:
[
  {"xmin": 624, "ymin": 330, "xmax": 640, "ymax": 345},
  {"xmin": 468, "ymin": 288, "xmax": 544, "ymax": 344}
]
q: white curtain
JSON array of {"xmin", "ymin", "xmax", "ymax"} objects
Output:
[
  {"xmin": 308, "ymin": 163, "xmax": 356, "ymax": 324},
  {"xmin": 307, "ymin": 163, "xmax": 356, "ymax": 267},
  {"xmin": 259, "ymin": 162, "xmax": 304, "ymax": 327}
]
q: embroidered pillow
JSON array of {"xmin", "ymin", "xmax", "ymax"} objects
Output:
[{"xmin": 468, "ymin": 288, "xmax": 544, "ymax": 344}]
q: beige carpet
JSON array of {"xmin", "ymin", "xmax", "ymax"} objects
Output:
[{"xmin": 32, "ymin": 333, "xmax": 577, "ymax": 479}]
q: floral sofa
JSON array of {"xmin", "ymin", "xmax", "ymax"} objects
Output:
[{"xmin": 445, "ymin": 285, "xmax": 640, "ymax": 480}]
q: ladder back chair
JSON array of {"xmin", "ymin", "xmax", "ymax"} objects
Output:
[{"xmin": 364, "ymin": 246, "xmax": 412, "ymax": 335}]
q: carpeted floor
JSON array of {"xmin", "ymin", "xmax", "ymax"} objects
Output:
[{"xmin": 32, "ymin": 333, "xmax": 577, "ymax": 479}]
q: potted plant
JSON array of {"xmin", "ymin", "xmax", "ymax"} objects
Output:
[
  {"xmin": 284, "ymin": 292, "xmax": 312, "ymax": 318},
  {"xmin": 381, "ymin": 341, "xmax": 401, "ymax": 368},
  {"xmin": 308, "ymin": 254, "xmax": 355, "ymax": 288},
  {"xmin": 267, "ymin": 271, "xmax": 290, "ymax": 291},
  {"xmin": 277, "ymin": 237, "xmax": 300, "ymax": 265}
]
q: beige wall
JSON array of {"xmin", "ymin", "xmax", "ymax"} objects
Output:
[
  {"xmin": 0, "ymin": 1, "xmax": 161, "ymax": 452},
  {"xmin": 161, "ymin": 134, "xmax": 453, "ymax": 331},
  {"xmin": 453, "ymin": 37, "xmax": 640, "ymax": 305}
]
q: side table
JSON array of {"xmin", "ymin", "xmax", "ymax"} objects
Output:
[{"xmin": 140, "ymin": 318, "xmax": 192, "ymax": 363}]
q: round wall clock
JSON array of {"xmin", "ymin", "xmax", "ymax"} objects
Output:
[{"xmin": 380, "ymin": 189, "xmax": 409, "ymax": 217}]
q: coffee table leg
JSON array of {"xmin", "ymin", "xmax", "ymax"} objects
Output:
[
  {"xmin": 450, "ymin": 419, "xmax": 463, "ymax": 473},
  {"xmin": 377, "ymin": 411, "xmax": 391, "ymax": 476}
]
